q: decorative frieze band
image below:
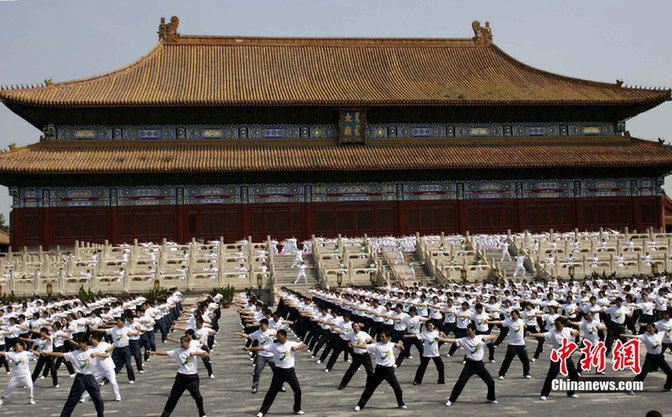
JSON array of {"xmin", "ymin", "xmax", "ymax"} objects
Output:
[
  {"xmin": 52, "ymin": 121, "xmax": 619, "ymax": 141},
  {"xmin": 12, "ymin": 177, "xmax": 660, "ymax": 209}
]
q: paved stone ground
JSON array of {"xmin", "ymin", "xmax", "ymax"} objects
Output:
[{"xmin": 0, "ymin": 305, "xmax": 670, "ymax": 416}]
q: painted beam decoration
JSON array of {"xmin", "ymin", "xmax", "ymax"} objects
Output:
[
  {"xmin": 51, "ymin": 121, "xmax": 617, "ymax": 141},
  {"xmin": 11, "ymin": 177, "xmax": 662, "ymax": 209}
]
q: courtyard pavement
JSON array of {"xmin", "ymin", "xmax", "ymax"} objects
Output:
[{"xmin": 0, "ymin": 304, "xmax": 670, "ymax": 417}]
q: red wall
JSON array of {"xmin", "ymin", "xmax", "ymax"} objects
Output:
[{"xmin": 9, "ymin": 196, "xmax": 665, "ymax": 249}]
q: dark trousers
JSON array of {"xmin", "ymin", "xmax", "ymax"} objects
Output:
[
  {"xmin": 498, "ymin": 345, "xmax": 530, "ymax": 377},
  {"xmin": 312, "ymin": 331, "xmax": 331, "ymax": 357},
  {"xmin": 259, "ymin": 367, "xmax": 301, "ymax": 415},
  {"xmin": 605, "ymin": 322, "xmax": 626, "ymax": 354},
  {"xmin": 635, "ymin": 353, "xmax": 672, "ymax": 390},
  {"xmin": 356, "ymin": 365, "xmax": 404, "ymax": 409},
  {"xmin": 638, "ymin": 314, "xmax": 655, "ymax": 334},
  {"xmin": 129, "ymin": 339, "xmax": 144, "ymax": 371},
  {"xmin": 541, "ymin": 357, "xmax": 579, "ymax": 397},
  {"xmin": 140, "ymin": 332, "xmax": 152, "ymax": 361},
  {"xmin": 476, "ymin": 330, "xmax": 495, "ymax": 361},
  {"xmin": 339, "ymin": 352, "xmax": 373, "ymax": 388},
  {"xmin": 32, "ymin": 355, "xmax": 58, "ymax": 386},
  {"xmin": 494, "ymin": 326, "xmax": 509, "ymax": 346},
  {"xmin": 55, "ymin": 345, "xmax": 75, "ymax": 375},
  {"xmin": 448, "ymin": 359, "xmax": 496, "ymax": 403},
  {"xmin": 112, "ymin": 345, "xmax": 135, "ymax": 381},
  {"xmin": 160, "ymin": 373, "xmax": 205, "ymax": 417},
  {"xmin": 201, "ymin": 346, "xmax": 213, "ymax": 377},
  {"xmin": 527, "ymin": 326, "xmax": 545, "ymax": 359},
  {"xmin": 149, "ymin": 327, "xmax": 157, "ymax": 351},
  {"xmin": 158, "ymin": 317, "xmax": 170, "ymax": 342},
  {"xmin": 448, "ymin": 328, "xmax": 467, "ymax": 356},
  {"xmin": 396, "ymin": 334, "xmax": 423, "ymax": 366},
  {"xmin": 320, "ymin": 337, "xmax": 345, "ymax": 369},
  {"xmin": 0, "ymin": 346, "xmax": 8, "ymax": 372},
  {"xmin": 60, "ymin": 374, "xmax": 104, "ymax": 417},
  {"xmin": 414, "ymin": 355, "xmax": 445, "ymax": 384}
]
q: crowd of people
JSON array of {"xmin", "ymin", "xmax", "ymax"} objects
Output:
[
  {"xmin": 233, "ymin": 274, "xmax": 672, "ymax": 415},
  {"xmin": 0, "ymin": 288, "xmax": 223, "ymax": 417},
  {"xmin": 1, "ymin": 267, "xmax": 671, "ymax": 416}
]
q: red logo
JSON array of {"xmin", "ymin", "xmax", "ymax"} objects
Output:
[
  {"xmin": 579, "ymin": 340, "xmax": 606, "ymax": 373},
  {"xmin": 550, "ymin": 337, "xmax": 578, "ymax": 376},
  {"xmin": 612, "ymin": 339, "xmax": 641, "ymax": 374}
]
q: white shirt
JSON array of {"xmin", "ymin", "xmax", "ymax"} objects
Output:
[
  {"xmin": 606, "ymin": 306, "xmax": 629, "ymax": 324},
  {"xmin": 6, "ymin": 351, "xmax": 35, "ymax": 377},
  {"xmin": 92, "ymin": 341, "xmax": 115, "ymax": 371},
  {"xmin": 250, "ymin": 328, "xmax": 277, "ymax": 358},
  {"xmin": 638, "ymin": 331, "xmax": 666, "ymax": 355},
  {"xmin": 580, "ymin": 319, "xmax": 602, "ymax": 344},
  {"xmin": 544, "ymin": 327, "xmax": 574, "ymax": 350},
  {"xmin": 366, "ymin": 341, "xmax": 397, "ymax": 367},
  {"xmin": 106, "ymin": 326, "xmax": 131, "ymax": 348},
  {"xmin": 33, "ymin": 335, "xmax": 53, "ymax": 353},
  {"xmin": 654, "ymin": 319, "xmax": 672, "ymax": 343},
  {"xmin": 471, "ymin": 311, "xmax": 490, "ymax": 332},
  {"xmin": 263, "ymin": 341, "xmax": 301, "ymax": 369},
  {"xmin": 348, "ymin": 331, "xmax": 372, "ymax": 355},
  {"xmin": 502, "ymin": 318, "xmax": 525, "ymax": 346},
  {"xmin": 456, "ymin": 335, "xmax": 488, "ymax": 361},
  {"xmin": 64, "ymin": 349, "xmax": 97, "ymax": 375},
  {"xmin": 167, "ymin": 346, "xmax": 203, "ymax": 375},
  {"xmin": 418, "ymin": 330, "xmax": 441, "ymax": 357}
]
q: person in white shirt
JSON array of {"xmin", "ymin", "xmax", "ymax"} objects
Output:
[
  {"xmin": 513, "ymin": 254, "xmax": 526, "ymax": 278},
  {"xmin": 45, "ymin": 336, "xmax": 108, "ymax": 417},
  {"xmin": 527, "ymin": 317, "xmax": 580, "ymax": 400},
  {"xmin": 92, "ymin": 316, "xmax": 139, "ymax": 383},
  {"xmin": 351, "ymin": 329, "xmax": 406, "ymax": 412},
  {"xmin": 568, "ymin": 311, "xmax": 607, "ymax": 375},
  {"xmin": 0, "ymin": 341, "xmax": 38, "ymax": 406},
  {"xmin": 604, "ymin": 297, "xmax": 631, "ymax": 355},
  {"xmin": 148, "ymin": 335, "xmax": 209, "ymax": 417},
  {"xmin": 245, "ymin": 329, "xmax": 306, "ymax": 417},
  {"xmin": 233, "ymin": 319, "xmax": 277, "ymax": 393},
  {"xmin": 488, "ymin": 310, "xmax": 531, "ymax": 379},
  {"xmin": 395, "ymin": 244, "xmax": 404, "ymax": 265},
  {"xmin": 25, "ymin": 326, "xmax": 58, "ymax": 387},
  {"xmin": 338, "ymin": 322, "xmax": 373, "ymax": 390},
  {"xmin": 290, "ymin": 250, "xmax": 303, "ymax": 269},
  {"xmin": 500, "ymin": 240, "xmax": 511, "ymax": 262},
  {"xmin": 442, "ymin": 323, "xmax": 497, "ymax": 406},
  {"xmin": 621, "ymin": 322, "xmax": 672, "ymax": 394},
  {"xmin": 403, "ymin": 321, "xmax": 446, "ymax": 384},
  {"xmin": 654, "ymin": 311, "xmax": 672, "ymax": 354},
  {"xmin": 294, "ymin": 262, "xmax": 308, "ymax": 285},
  {"xmin": 80, "ymin": 332, "xmax": 121, "ymax": 402}
]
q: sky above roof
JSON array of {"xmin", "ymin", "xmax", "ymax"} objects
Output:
[{"xmin": 0, "ymin": 0, "xmax": 670, "ymax": 220}]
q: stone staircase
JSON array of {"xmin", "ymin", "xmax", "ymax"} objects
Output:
[
  {"xmin": 377, "ymin": 251, "xmax": 434, "ymax": 286},
  {"xmin": 272, "ymin": 253, "xmax": 320, "ymax": 293},
  {"xmin": 484, "ymin": 248, "xmax": 533, "ymax": 279}
]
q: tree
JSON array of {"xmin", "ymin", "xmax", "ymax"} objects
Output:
[{"xmin": 0, "ymin": 213, "xmax": 8, "ymax": 233}]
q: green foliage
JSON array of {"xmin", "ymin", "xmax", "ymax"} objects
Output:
[
  {"xmin": 590, "ymin": 271, "xmax": 617, "ymax": 280},
  {"xmin": 214, "ymin": 285, "xmax": 235, "ymax": 304},
  {"xmin": 0, "ymin": 291, "xmax": 17, "ymax": 304},
  {"xmin": 0, "ymin": 213, "xmax": 8, "ymax": 233},
  {"xmin": 144, "ymin": 288, "xmax": 169, "ymax": 304},
  {"xmin": 76, "ymin": 285, "xmax": 100, "ymax": 302}
]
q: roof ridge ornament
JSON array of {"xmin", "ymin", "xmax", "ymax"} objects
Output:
[
  {"xmin": 158, "ymin": 16, "xmax": 180, "ymax": 42},
  {"xmin": 472, "ymin": 20, "xmax": 493, "ymax": 45}
]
